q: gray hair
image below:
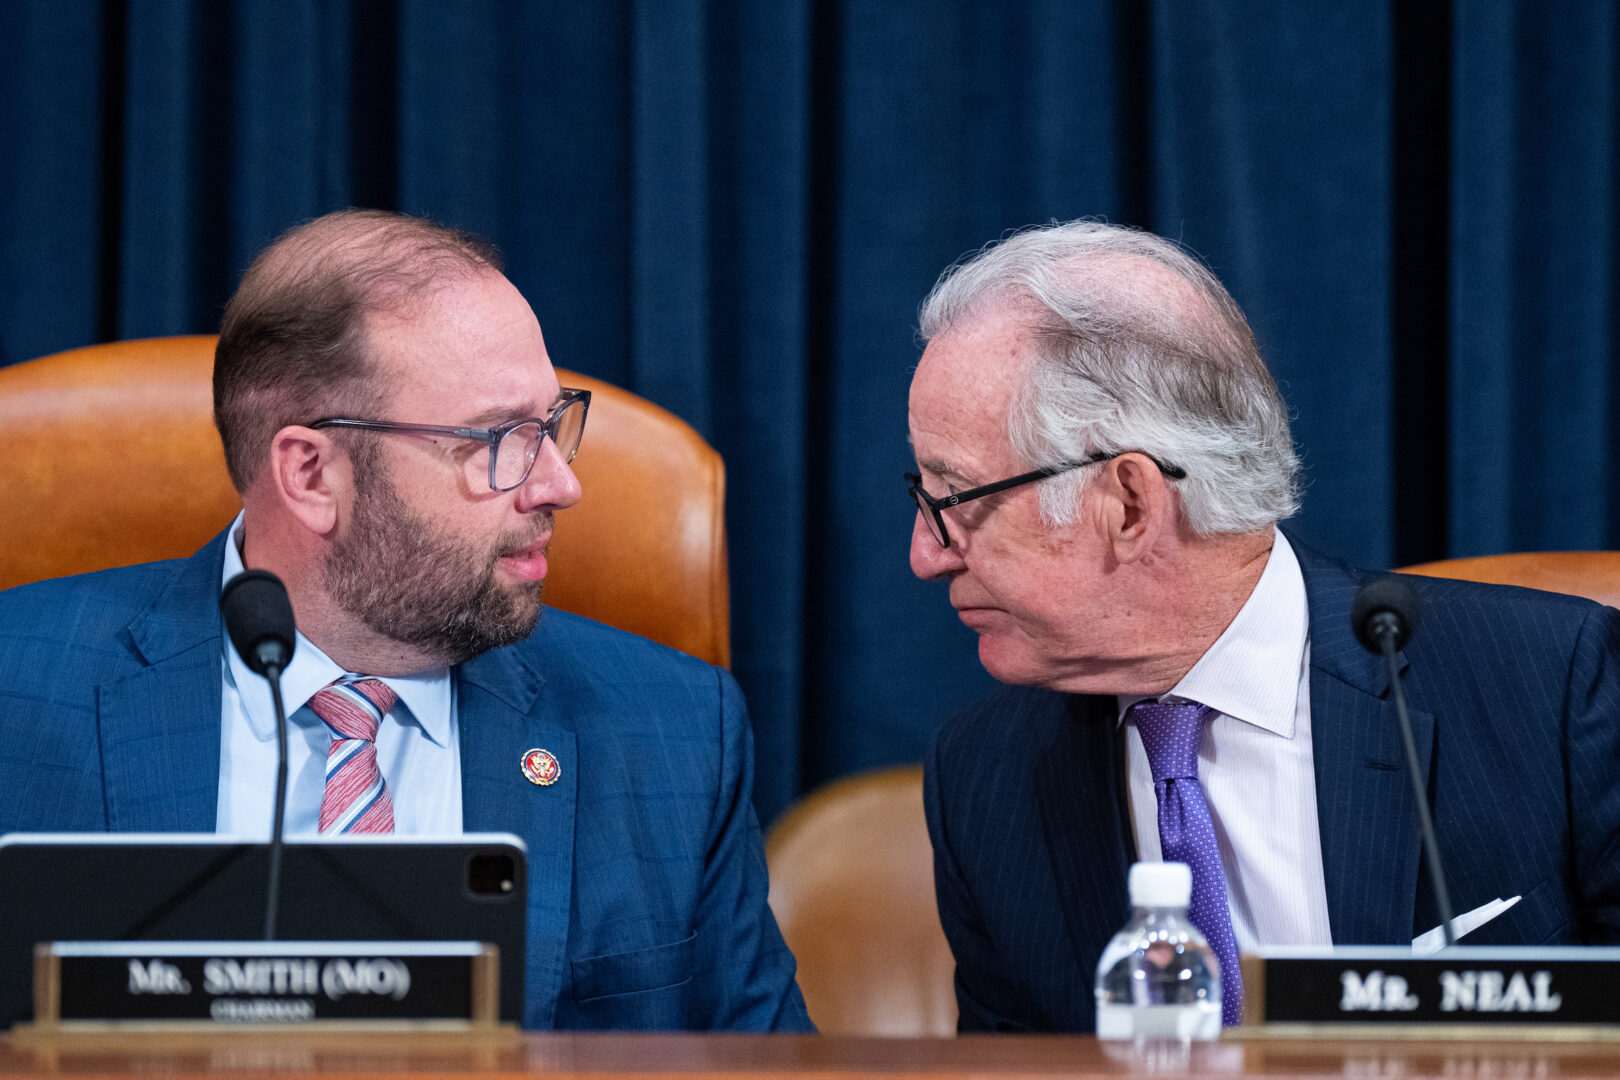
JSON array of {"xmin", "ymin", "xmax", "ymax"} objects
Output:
[{"xmin": 917, "ymin": 220, "xmax": 1300, "ymax": 535}]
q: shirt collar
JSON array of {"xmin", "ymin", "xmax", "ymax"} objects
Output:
[
  {"xmin": 220, "ymin": 513, "xmax": 454, "ymax": 746},
  {"xmin": 1118, "ymin": 527, "xmax": 1309, "ymax": 737}
]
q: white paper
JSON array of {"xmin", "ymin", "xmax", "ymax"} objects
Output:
[{"xmin": 1411, "ymin": 895, "xmax": 1521, "ymax": 955}]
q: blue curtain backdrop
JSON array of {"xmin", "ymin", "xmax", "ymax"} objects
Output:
[{"xmin": 2, "ymin": 1, "xmax": 1616, "ymax": 822}]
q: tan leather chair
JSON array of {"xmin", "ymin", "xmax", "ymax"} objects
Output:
[
  {"xmin": 0, "ymin": 335, "xmax": 729, "ymax": 666},
  {"xmin": 1401, "ymin": 551, "xmax": 1620, "ymax": 609},
  {"xmin": 765, "ymin": 765, "xmax": 957, "ymax": 1036}
]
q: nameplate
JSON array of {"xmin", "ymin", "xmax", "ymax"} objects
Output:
[
  {"xmin": 1241, "ymin": 947, "xmax": 1620, "ymax": 1032},
  {"xmin": 30, "ymin": 941, "xmax": 499, "ymax": 1029}
]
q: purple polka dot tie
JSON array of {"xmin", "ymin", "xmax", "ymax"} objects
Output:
[{"xmin": 1131, "ymin": 699, "xmax": 1243, "ymax": 1026}]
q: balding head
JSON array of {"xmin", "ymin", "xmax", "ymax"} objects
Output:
[
  {"xmin": 918, "ymin": 221, "xmax": 1299, "ymax": 535},
  {"xmin": 214, "ymin": 209, "xmax": 503, "ymax": 491}
]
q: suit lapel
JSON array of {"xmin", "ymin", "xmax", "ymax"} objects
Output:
[
  {"xmin": 99, "ymin": 535, "xmax": 230, "ymax": 832},
  {"xmin": 457, "ymin": 645, "xmax": 574, "ymax": 1030},
  {"xmin": 1036, "ymin": 693, "xmax": 1133, "ymax": 985},
  {"xmin": 1296, "ymin": 541, "xmax": 1435, "ymax": 944}
]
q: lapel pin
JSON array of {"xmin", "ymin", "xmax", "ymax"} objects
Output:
[{"xmin": 521, "ymin": 748, "xmax": 560, "ymax": 786}]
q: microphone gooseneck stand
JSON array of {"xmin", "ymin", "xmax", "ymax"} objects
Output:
[
  {"xmin": 1370, "ymin": 614, "xmax": 1458, "ymax": 948},
  {"xmin": 1354, "ymin": 578, "xmax": 1458, "ymax": 949},
  {"xmin": 219, "ymin": 569, "xmax": 299, "ymax": 942},
  {"xmin": 260, "ymin": 657, "xmax": 291, "ymax": 942}
]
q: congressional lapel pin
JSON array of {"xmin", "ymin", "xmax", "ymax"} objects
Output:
[{"xmin": 521, "ymin": 747, "xmax": 561, "ymax": 786}]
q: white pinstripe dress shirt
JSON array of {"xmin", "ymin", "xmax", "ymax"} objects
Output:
[{"xmin": 1118, "ymin": 530, "xmax": 1335, "ymax": 949}]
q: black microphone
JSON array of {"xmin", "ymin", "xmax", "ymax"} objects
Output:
[
  {"xmin": 220, "ymin": 570, "xmax": 297, "ymax": 941},
  {"xmin": 1352, "ymin": 576, "xmax": 1420, "ymax": 654},
  {"xmin": 1350, "ymin": 577, "xmax": 1458, "ymax": 948},
  {"xmin": 220, "ymin": 570, "xmax": 296, "ymax": 677}
]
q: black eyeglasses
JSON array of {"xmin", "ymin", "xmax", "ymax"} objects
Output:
[
  {"xmin": 906, "ymin": 450, "xmax": 1186, "ymax": 549},
  {"xmin": 310, "ymin": 387, "xmax": 591, "ymax": 492}
]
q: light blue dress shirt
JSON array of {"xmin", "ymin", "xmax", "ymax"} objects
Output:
[{"xmin": 215, "ymin": 515, "xmax": 462, "ymax": 837}]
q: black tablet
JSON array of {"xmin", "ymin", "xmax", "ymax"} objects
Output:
[{"xmin": 0, "ymin": 833, "xmax": 526, "ymax": 1028}]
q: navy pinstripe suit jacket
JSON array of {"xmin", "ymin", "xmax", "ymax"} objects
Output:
[
  {"xmin": 924, "ymin": 539, "xmax": 1620, "ymax": 1032},
  {"xmin": 0, "ymin": 531, "xmax": 812, "ymax": 1033}
]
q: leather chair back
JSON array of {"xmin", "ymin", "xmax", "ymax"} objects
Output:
[
  {"xmin": 765, "ymin": 766, "xmax": 957, "ymax": 1036},
  {"xmin": 0, "ymin": 336, "xmax": 729, "ymax": 666},
  {"xmin": 1400, "ymin": 551, "xmax": 1620, "ymax": 609}
]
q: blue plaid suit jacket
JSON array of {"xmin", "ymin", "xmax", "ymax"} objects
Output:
[
  {"xmin": 0, "ymin": 531, "xmax": 811, "ymax": 1032},
  {"xmin": 925, "ymin": 538, "xmax": 1620, "ymax": 1032}
]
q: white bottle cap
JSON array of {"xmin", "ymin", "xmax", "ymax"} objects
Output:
[{"xmin": 1129, "ymin": 861, "xmax": 1192, "ymax": 908}]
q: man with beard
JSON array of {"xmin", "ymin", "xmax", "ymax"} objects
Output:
[{"xmin": 0, "ymin": 210, "xmax": 812, "ymax": 1032}]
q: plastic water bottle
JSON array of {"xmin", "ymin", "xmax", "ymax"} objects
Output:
[{"xmin": 1094, "ymin": 861, "xmax": 1222, "ymax": 1041}]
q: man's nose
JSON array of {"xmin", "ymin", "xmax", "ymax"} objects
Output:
[
  {"xmin": 515, "ymin": 435, "xmax": 582, "ymax": 512},
  {"xmin": 909, "ymin": 511, "xmax": 965, "ymax": 580}
]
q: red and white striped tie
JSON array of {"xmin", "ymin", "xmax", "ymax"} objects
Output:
[{"xmin": 310, "ymin": 676, "xmax": 397, "ymax": 835}]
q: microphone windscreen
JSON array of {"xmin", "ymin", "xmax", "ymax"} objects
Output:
[
  {"xmin": 1350, "ymin": 576, "xmax": 1421, "ymax": 654},
  {"xmin": 220, "ymin": 570, "xmax": 297, "ymax": 675}
]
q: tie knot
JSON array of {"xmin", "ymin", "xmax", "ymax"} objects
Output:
[
  {"xmin": 1131, "ymin": 699, "xmax": 1213, "ymax": 782},
  {"xmin": 309, "ymin": 676, "xmax": 396, "ymax": 742}
]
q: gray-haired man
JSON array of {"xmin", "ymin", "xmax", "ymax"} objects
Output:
[{"xmin": 911, "ymin": 220, "xmax": 1620, "ymax": 1032}]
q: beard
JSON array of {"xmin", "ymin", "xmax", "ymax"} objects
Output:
[{"xmin": 322, "ymin": 468, "xmax": 548, "ymax": 667}]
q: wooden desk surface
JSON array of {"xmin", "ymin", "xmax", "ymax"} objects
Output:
[{"xmin": 2, "ymin": 1032, "xmax": 1619, "ymax": 1079}]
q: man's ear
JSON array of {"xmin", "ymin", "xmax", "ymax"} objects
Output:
[
  {"xmin": 1097, "ymin": 453, "xmax": 1177, "ymax": 564},
  {"xmin": 266, "ymin": 425, "xmax": 350, "ymax": 537}
]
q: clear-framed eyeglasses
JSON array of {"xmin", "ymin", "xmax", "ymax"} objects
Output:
[
  {"xmin": 310, "ymin": 387, "xmax": 591, "ymax": 492},
  {"xmin": 906, "ymin": 450, "xmax": 1186, "ymax": 549}
]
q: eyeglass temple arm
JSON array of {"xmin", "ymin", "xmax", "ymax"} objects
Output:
[{"xmin": 311, "ymin": 418, "xmax": 493, "ymax": 440}]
